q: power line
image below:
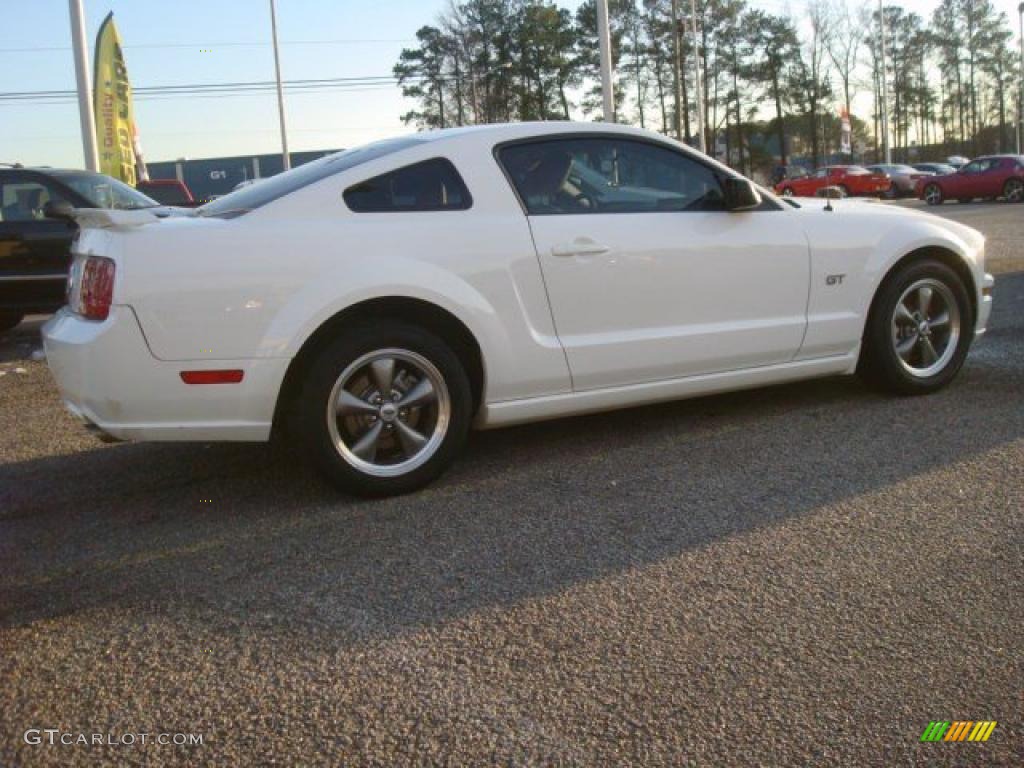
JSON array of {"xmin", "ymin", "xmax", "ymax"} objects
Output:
[
  {"xmin": 0, "ymin": 76, "xmax": 418, "ymax": 102},
  {"xmin": 0, "ymin": 38, "xmax": 415, "ymax": 53}
]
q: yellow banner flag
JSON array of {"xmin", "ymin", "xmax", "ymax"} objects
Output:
[{"xmin": 93, "ymin": 12, "xmax": 141, "ymax": 184}]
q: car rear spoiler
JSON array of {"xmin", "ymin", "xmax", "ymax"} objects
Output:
[
  {"xmin": 68, "ymin": 208, "xmax": 162, "ymax": 230},
  {"xmin": 45, "ymin": 200, "xmax": 162, "ymax": 230}
]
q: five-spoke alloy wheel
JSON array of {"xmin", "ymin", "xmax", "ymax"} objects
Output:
[
  {"xmin": 891, "ymin": 279, "xmax": 961, "ymax": 378},
  {"xmin": 859, "ymin": 259, "xmax": 972, "ymax": 395},
  {"xmin": 297, "ymin": 321, "xmax": 472, "ymax": 496},
  {"xmin": 327, "ymin": 349, "xmax": 450, "ymax": 478},
  {"xmin": 1003, "ymin": 178, "xmax": 1024, "ymax": 203}
]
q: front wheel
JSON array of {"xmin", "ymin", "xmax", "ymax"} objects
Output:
[
  {"xmin": 780, "ymin": 187, "xmax": 794, "ymax": 197},
  {"xmin": 923, "ymin": 184, "xmax": 943, "ymax": 205},
  {"xmin": 858, "ymin": 259, "xmax": 972, "ymax": 395},
  {"xmin": 295, "ymin": 321, "xmax": 473, "ymax": 496},
  {"xmin": 1003, "ymin": 178, "xmax": 1024, "ymax": 203},
  {"xmin": 837, "ymin": 184, "xmax": 850, "ymax": 198},
  {"xmin": 0, "ymin": 312, "xmax": 24, "ymax": 333}
]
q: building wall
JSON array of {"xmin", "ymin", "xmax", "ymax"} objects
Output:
[{"xmin": 145, "ymin": 150, "xmax": 341, "ymax": 201}]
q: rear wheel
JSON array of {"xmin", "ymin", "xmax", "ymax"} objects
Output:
[
  {"xmin": 0, "ymin": 313, "xmax": 24, "ymax": 333},
  {"xmin": 1002, "ymin": 178, "xmax": 1023, "ymax": 203},
  {"xmin": 923, "ymin": 183, "xmax": 943, "ymax": 205},
  {"xmin": 858, "ymin": 259, "xmax": 972, "ymax": 395},
  {"xmin": 295, "ymin": 321, "xmax": 472, "ymax": 496}
]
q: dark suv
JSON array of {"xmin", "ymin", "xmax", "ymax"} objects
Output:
[{"xmin": 0, "ymin": 167, "xmax": 162, "ymax": 332}]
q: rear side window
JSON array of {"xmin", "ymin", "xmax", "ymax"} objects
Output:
[
  {"xmin": 0, "ymin": 179, "xmax": 66, "ymax": 221},
  {"xmin": 344, "ymin": 158, "xmax": 472, "ymax": 213}
]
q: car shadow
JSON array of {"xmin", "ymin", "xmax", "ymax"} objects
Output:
[
  {"xmin": 1, "ymin": 272, "xmax": 1021, "ymax": 647},
  {"xmin": 2, "ymin": 359, "xmax": 1022, "ymax": 645}
]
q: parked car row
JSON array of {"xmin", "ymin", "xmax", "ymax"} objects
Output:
[
  {"xmin": 771, "ymin": 154, "xmax": 1024, "ymax": 206},
  {"xmin": 773, "ymin": 165, "xmax": 892, "ymax": 198}
]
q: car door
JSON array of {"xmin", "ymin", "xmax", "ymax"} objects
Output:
[
  {"xmin": 977, "ymin": 159, "xmax": 1006, "ymax": 197},
  {"xmin": 956, "ymin": 159, "xmax": 992, "ymax": 197},
  {"xmin": 804, "ymin": 167, "xmax": 829, "ymax": 195},
  {"xmin": 497, "ymin": 136, "xmax": 810, "ymax": 391}
]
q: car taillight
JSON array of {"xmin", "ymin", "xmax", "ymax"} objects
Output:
[{"xmin": 79, "ymin": 256, "xmax": 116, "ymax": 321}]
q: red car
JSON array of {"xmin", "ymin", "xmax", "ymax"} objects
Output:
[
  {"xmin": 774, "ymin": 165, "xmax": 891, "ymax": 198},
  {"xmin": 135, "ymin": 178, "xmax": 198, "ymax": 207},
  {"xmin": 916, "ymin": 155, "xmax": 1024, "ymax": 205}
]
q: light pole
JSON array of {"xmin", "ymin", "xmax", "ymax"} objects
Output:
[
  {"xmin": 1017, "ymin": 2, "xmax": 1023, "ymax": 154},
  {"xmin": 670, "ymin": 0, "xmax": 684, "ymax": 141},
  {"xmin": 878, "ymin": 0, "xmax": 891, "ymax": 163},
  {"xmin": 68, "ymin": 0, "xmax": 99, "ymax": 171},
  {"xmin": 269, "ymin": 0, "xmax": 290, "ymax": 170},
  {"xmin": 596, "ymin": 0, "xmax": 615, "ymax": 122},
  {"xmin": 689, "ymin": 0, "xmax": 707, "ymax": 153}
]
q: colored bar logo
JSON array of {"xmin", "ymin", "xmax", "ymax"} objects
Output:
[{"xmin": 920, "ymin": 721, "xmax": 997, "ymax": 742}]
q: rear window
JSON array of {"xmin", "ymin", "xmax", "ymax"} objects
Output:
[
  {"xmin": 343, "ymin": 158, "xmax": 471, "ymax": 212},
  {"xmin": 52, "ymin": 171, "xmax": 158, "ymax": 210},
  {"xmin": 845, "ymin": 166, "xmax": 870, "ymax": 175},
  {"xmin": 198, "ymin": 135, "xmax": 427, "ymax": 218}
]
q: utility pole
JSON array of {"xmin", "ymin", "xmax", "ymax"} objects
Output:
[
  {"xmin": 689, "ymin": 0, "xmax": 707, "ymax": 153},
  {"xmin": 596, "ymin": 0, "xmax": 615, "ymax": 122},
  {"xmin": 68, "ymin": 0, "xmax": 98, "ymax": 171},
  {"xmin": 671, "ymin": 0, "xmax": 684, "ymax": 141},
  {"xmin": 269, "ymin": 0, "xmax": 290, "ymax": 170},
  {"xmin": 878, "ymin": 0, "xmax": 891, "ymax": 163},
  {"xmin": 1017, "ymin": 2, "xmax": 1023, "ymax": 154}
]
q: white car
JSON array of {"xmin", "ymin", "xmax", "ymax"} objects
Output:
[{"xmin": 43, "ymin": 122, "xmax": 994, "ymax": 495}]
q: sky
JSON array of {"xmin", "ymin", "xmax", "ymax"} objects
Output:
[{"xmin": 1, "ymin": 0, "xmax": 1021, "ymax": 168}]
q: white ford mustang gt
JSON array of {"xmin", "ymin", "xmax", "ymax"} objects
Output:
[{"xmin": 44, "ymin": 122, "xmax": 993, "ymax": 495}]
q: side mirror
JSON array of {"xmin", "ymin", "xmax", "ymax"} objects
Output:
[
  {"xmin": 43, "ymin": 199, "xmax": 75, "ymax": 221},
  {"xmin": 723, "ymin": 177, "xmax": 762, "ymax": 211}
]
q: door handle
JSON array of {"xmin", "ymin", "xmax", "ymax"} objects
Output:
[{"xmin": 551, "ymin": 239, "xmax": 610, "ymax": 258}]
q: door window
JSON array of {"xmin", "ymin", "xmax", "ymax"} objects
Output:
[
  {"xmin": 962, "ymin": 159, "xmax": 994, "ymax": 174},
  {"xmin": 343, "ymin": 158, "xmax": 472, "ymax": 212},
  {"xmin": 498, "ymin": 137, "xmax": 725, "ymax": 214}
]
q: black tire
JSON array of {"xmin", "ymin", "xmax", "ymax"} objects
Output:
[
  {"xmin": 923, "ymin": 183, "xmax": 943, "ymax": 205},
  {"xmin": 1002, "ymin": 178, "xmax": 1024, "ymax": 203},
  {"xmin": 295, "ymin": 321, "xmax": 472, "ymax": 496},
  {"xmin": 837, "ymin": 184, "xmax": 850, "ymax": 198},
  {"xmin": 858, "ymin": 259, "xmax": 973, "ymax": 396},
  {"xmin": 0, "ymin": 312, "xmax": 24, "ymax": 333}
]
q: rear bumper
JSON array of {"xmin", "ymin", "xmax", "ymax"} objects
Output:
[
  {"xmin": 42, "ymin": 306, "xmax": 287, "ymax": 442},
  {"xmin": 0, "ymin": 275, "xmax": 67, "ymax": 314}
]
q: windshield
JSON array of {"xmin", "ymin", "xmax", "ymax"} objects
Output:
[
  {"xmin": 55, "ymin": 171, "xmax": 159, "ymax": 210},
  {"xmin": 198, "ymin": 136, "xmax": 427, "ymax": 218}
]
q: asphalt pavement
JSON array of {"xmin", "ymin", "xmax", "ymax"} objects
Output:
[{"xmin": 1, "ymin": 200, "xmax": 1021, "ymax": 766}]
